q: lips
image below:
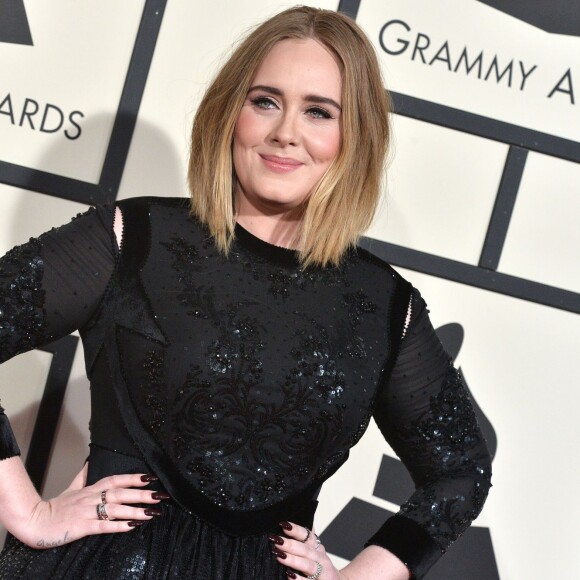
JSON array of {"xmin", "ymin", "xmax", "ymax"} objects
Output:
[{"xmin": 259, "ymin": 154, "xmax": 304, "ymax": 173}]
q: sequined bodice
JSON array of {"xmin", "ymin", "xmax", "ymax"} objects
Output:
[
  {"xmin": 0, "ymin": 197, "xmax": 491, "ymax": 572},
  {"xmin": 85, "ymin": 200, "xmax": 408, "ymax": 513}
]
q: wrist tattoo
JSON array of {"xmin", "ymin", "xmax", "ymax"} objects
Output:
[{"xmin": 36, "ymin": 530, "xmax": 70, "ymax": 548}]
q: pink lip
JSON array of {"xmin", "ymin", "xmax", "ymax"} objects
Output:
[{"xmin": 259, "ymin": 154, "xmax": 303, "ymax": 173}]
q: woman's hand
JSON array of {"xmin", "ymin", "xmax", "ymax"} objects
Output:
[
  {"xmin": 270, "ymin": 521, "xmax": 347, "ymax": 580},
  {"xmin": 9, "ymin": 463, "xmax": 167, "ymax": 549},
  {"xmin": 271, "ymin": 522, "xmax": 411, "ymax": 580}
]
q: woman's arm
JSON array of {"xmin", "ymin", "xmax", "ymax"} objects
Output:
[
  {"xmin": 365, "ymin": 290, "xmax": 492, "ymax": 578},
  {"xmin": 274, "ymin": 290, "xmax": 491, "ymax": 579},
  {"xmin": 272, "ymin": 524, "xmax": 410, "ymax": 580},
  {"xmin": 0, "ymin": 456, "xmax": 158, "ymax": 548},
  {"xmin": 0, "ymin": 205, "xmax": 162, "ymax": 547}
]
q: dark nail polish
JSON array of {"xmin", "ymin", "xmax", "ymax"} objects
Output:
[
  {"xmin": 144, "ymin": 508, "xmax": 163, "ymax": 517},
  {"xmin": 271, "ymin": 548, "xmax": 287, "ymax": 559},
  {"xmin": 151, "ymin": 492, "xmax": 171, "ymax": 500},
  {"xmin": 140, "ymin": 474, "xmax": 159, "ymax": 482},
  {"xmin": 128, "ymin": 521, "xmax": 145, "ymax": 527},
  {"xmin": 286, "ymin": 573, "xmax": 297, "ymax": 579},
  {"xmin": 279, "ymin": 521, "xmax": 292, "ymax": 531},
  {"xmin": 268, "ymin": 534, "xmax": 284, "ymax": 546}
]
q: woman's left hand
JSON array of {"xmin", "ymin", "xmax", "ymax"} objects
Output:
[{"xmin": 270, "ymin": 521, "xmax": 347, "ymax": 580}]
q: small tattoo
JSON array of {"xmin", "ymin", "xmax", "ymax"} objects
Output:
[{"xmin": 36, "ymin": 530, "xmax": 70, "ymax": 548}]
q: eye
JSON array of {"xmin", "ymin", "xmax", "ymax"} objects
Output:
[
  {"xmin": 306, "ymin": 106, "xmax": 333, "ymax": 120},
  {"xmin": 250, "ymin": 96, "xmax": 278, "ymax": 110}
]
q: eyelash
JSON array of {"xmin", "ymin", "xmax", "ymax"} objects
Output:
[{"xmin": 249, "ymin": 96, "xmax": 334, "ymax": 120}]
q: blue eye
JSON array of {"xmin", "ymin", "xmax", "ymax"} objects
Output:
[
  {"xmin": 307, "ymin": 107, "xmax": 333, "ymax": 120},
  {"xmin": 250, "ymin": 96, "xmax": 277, "ymax": 109}
]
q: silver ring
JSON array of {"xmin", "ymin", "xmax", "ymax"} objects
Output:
[
  {"xmin": 96, "ymin": 502, "xmax": 109, "ymax": 520},
  {"xmin": 314, "ymin": 534, "xmax": 321, "ymax": 550},
  {"xmin": 306, "ymin": 561, "xmax": 323, "ymax": 579},
  {"xmin": 101, "ymin": 490, "xmax": 108, "ymax": 504},
  {"xmin": 300, "ymin": 527, "xmax": 311, "ymax": 543}
]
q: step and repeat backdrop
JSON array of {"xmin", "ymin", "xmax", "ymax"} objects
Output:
[{"xmin": 1, "ymin": 1, "xmax": 578, "ymax": 578}]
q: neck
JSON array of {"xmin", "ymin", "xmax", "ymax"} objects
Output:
[
  {"xmin": 235, "ymin": 198, "xmax": 304, "ymax": 249},
  {"xmin": 235, "ymin": 214, "xmax": 301, "ymax": 249}
]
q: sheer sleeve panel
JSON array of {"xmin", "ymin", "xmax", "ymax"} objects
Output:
[
  {"xmin": 0, "ymin": 205, "xmax": 117, "ymax": 459},
  {"xmin": 367, "ymin": 290, "xmax": 492, "ymax": 578}
]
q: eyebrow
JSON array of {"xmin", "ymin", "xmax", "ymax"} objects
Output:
[{"xmin": 248, "ymin": 85, "xmax": 342, "ymax": 111}]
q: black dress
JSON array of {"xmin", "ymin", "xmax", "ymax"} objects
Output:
[{"xmin": 0, "ymin": 197, "xmax": 491, "ymax": 579}]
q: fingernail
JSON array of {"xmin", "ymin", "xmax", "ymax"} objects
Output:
[
  {"xmin": 268, "ymin": 534, "xmax": 284, "ymax": 546},
  {"xmin": 286, "ymin": 573, "xmax": 297, "ymax": 579},
  {"xmin": 140, "ymin": 474, "xmax": 159, "ymax": 482},
  {"xmin": 128, "ymin": 521, "xmax": 144, "ymax": 527},
  {"xmin": 279, "ymin": 521, "xmax": 292, "ymax": 531},
  {"xmin": 271, "ymin": 548, "xmax": 287, "ymax": 559},
  {"xmin": 144, "ymin": 509, "xmax": 163, "ymax": 517},
  {"xmin": 151, "ymin": 492, "xmax": 171, "ymax": 500}
]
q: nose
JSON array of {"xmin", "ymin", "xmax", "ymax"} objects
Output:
[{"xmin": 268, "ymin": 110, "xmax": 299, "ymax": 147}]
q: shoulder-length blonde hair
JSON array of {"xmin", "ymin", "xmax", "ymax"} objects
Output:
[{"xmin": 188, "ymin": 6, "xmax": 391, "ymax": 267}]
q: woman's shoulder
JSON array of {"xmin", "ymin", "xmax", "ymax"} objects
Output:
[
  {"xmin": 115, "ymin": 196, "xmax": 196, "ymax": 229},
  {"xmin": 349, "ymin": 241, "xmax": 407, "ymax": 284}
]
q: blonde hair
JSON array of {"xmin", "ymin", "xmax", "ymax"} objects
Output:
[{"xmin": 188, "ymin": 6, "xmax": 391, "ymax": 267}]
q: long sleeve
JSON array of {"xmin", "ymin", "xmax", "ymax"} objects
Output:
[
  {"xmin": 367, "ymin": 290, "xmax": 492, "ymax": 579},
  {"xmin": 0, "ymin": 205, "xmax": 117, "ymax": 460}
]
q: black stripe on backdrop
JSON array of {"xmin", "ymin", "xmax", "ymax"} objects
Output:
[
  {"xmin": 0, "ymin": 0, "xmax": 167, "ymax": 204},
  {"xmin": 26, "ymin": 335, "xmax": 79, "ymax": 493},
  {"xmin": 359, "ymin": 237, "xmax": 580, "ymax": 313},
  {"xmin": 479, "ymin": 146, "xmax": 527, "ymax": 271}
]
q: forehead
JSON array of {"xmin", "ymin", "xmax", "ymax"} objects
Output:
[{"xmin": 252, "ymin": 38, "xmax": 342, "ymax": 99}]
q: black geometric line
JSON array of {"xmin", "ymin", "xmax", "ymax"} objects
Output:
[
  {"xmin": 0, "ymin": 0, "xmax": 33, "ymax": 46},
  {"xmin": 391, "ymin": 92, "xmax": 580, "ymax": 163},
  {"xmin": 359, "ymin": 237, "xmax": 580, "ymax": 314},
  {"xmin": 0, "ymin": 161, "xmax": 106, "ymax": 204},
  {"xmin": 337, "ymin": 0, "xmax": 362, "ymax": 19},
  {"xmin": 479, "ymin": 146, "xmax": 528, "ymax": 270},
  {"xmin": 0, "ymin": 0, "xmax": 168, "ymax": 205},
  {"xmin": 372, "ymin": 454, "xmax": 414, "ymax": 505},
  {"xmin": 476, "ymin": 0, "xmax": 580, "ymax": 37},
  {"xmin": 99, "ymin": 0, "xmax": 167, "ymax": 200},
  {"xmin": 25, "ymin": 335, "xmax": 79, "ymax": 493}
]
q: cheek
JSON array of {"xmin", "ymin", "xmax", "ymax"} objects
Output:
[
  {"xmin": 234, "ymin": 108, "xmax": 263, "ymax": 147},
  {"xmin": 310, "ymin": 128, "xmax": 341, "ymax": 164}
]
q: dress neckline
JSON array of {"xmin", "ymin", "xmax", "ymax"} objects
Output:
[{"xmin": 234, "ymin": 222, "xmax": 301, "ymax": 268}]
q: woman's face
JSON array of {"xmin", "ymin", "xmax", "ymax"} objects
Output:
[{"xmin": 233, "ymin": 38, "xmax": 342, "ymax": 217}]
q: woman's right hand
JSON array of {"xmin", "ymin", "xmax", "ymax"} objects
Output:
[{"xmin": 8, "ymin": 463, "xmax": 166, "ymax": 549}]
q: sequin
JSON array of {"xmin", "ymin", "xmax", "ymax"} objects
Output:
[
  {"xmin": 394, "ymin": 365, "xmax": 492, "ymax": 549},
  {"xmin": 0, "ymin": 240, "xmax": 46, "ymax": 362}
]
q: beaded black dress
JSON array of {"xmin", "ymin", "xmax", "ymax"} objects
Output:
[{"xmin": 0, "ymin": 197, "xmax": 491, "ymax": 579}]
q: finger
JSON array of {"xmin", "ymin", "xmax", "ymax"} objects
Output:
[
  {"xmin": 272, "ymin": 551, "xmax": 324, "ymax": 579},
  {"xmin": 269, "ymin": 535, "xmax": 310, "ymax": 559},
  {"xmin": 279, "ymin": 522, "xmax": 320, "ymax": 550},
  {"xmin": 67, "ymin": 463, "xmax": 89, "ymax": 492},
  {"xmin": 92, "ymin": 503, "xmax": 161, "ymax": 522},
  {"xmin": 98, "ymin": 488, "xmax": 166, "ymax": 506},
  {"xmin": 88, "ymin": 473, "xmax": 157, "ymax": 492},
  {"xmin": 84, "ymin": 519, "xmax": 147, "ymax": 537}
]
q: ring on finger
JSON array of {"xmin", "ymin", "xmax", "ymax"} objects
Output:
[
  {"xmin": 314, "ymin": 534, "xmax": 321, "ymax": 550},
  {"xmin": 100, "ymin": 490, "xmax": 108, "ymax": 504},
  {"xmin": 306, "ymin": 561, "xmax": 323, "ymax": 579},
  {"xmin": 96, "ymin": 503, "xmax": 109, "ymax": 521},
  {"xmin": 300, "ymin": 527, "xmax": 311, "ymax": 543}
]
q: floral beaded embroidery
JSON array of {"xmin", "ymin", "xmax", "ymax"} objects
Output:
[
  {"xmin": 0, "ymin": 240, "xmax": 46, "ymax": 362},
  {"xmin": 396, "ymin": 364, "xmax": 492, "ymax": 548}
]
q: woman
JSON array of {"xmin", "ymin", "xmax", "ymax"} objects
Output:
[{"xmin": 0, "ymin": 6, "xmax": 491, "ymax": 580}]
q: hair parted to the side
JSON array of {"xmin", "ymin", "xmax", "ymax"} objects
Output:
[{"xmin": 188, "ymin": 6, "xmax": 391, "ymax": 267}]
